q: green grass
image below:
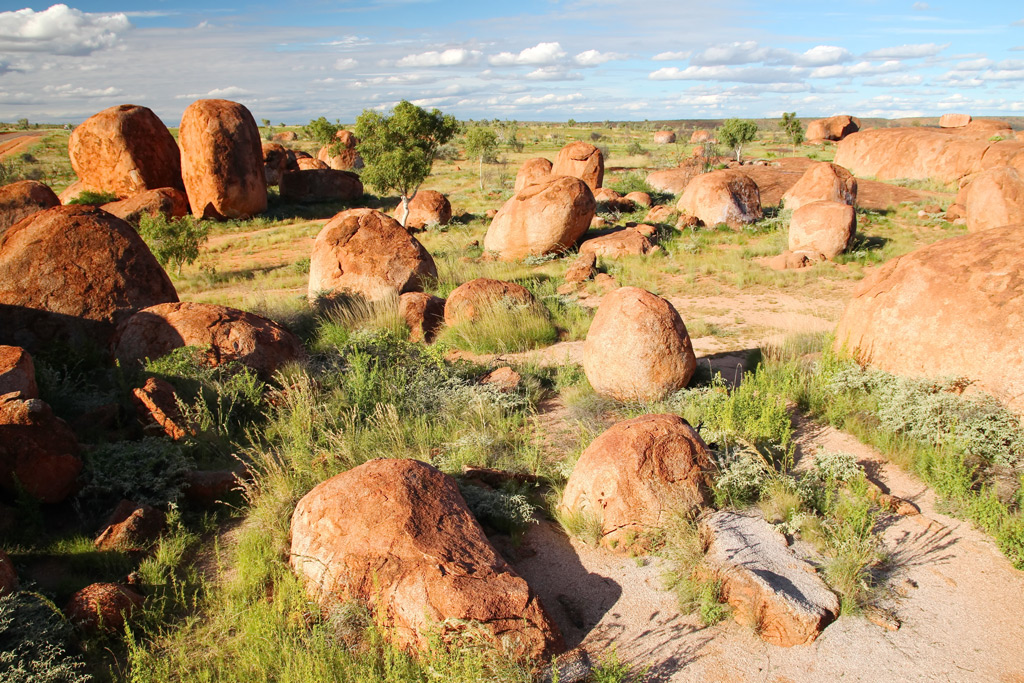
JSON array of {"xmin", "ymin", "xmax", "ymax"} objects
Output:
[{"xmin": 435, "ymin": 299, "xmax": 558, "ymax": 354}]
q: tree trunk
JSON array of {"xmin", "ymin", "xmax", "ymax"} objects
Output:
[
  {"xmin": 478, "ymin": 155, "xmax": 484, "ymax": 190},
  {"xmin": 399, "ymin": 194, "xmax": 411, "ymax": 228}
]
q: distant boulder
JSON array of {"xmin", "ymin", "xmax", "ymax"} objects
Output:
[
  {"xmin": 279, "ymin": 169, "xmax": 362, "ymax": 203},
  {"xmin": 653, "ymin": 130, "xmax": 676, "ymax": 144},
  {"xmin": 939, "ymin": 113, "xmax": 971, "ymax": 128},
  {"xmin": 393, "ymin": 190, "xmax": 452, "ymax": 230},
  {"xmin": 805, "ymin": 115, "xmax": 860, "ymax": 142},
  {"xmin": 676, "ymin": 169, "xmax": 762, "ymax": 227}
]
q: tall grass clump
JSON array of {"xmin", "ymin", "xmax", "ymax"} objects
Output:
[{"xmin": 435, "ymin": 299, "xmax": 558, "ymax": 354}]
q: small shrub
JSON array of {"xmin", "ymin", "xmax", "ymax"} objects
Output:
[
  {"xmin": 78, "ymin": 437, "xmax": 195, "ymax": 508},
  {"xmin": 624, "ymin": 140, "xmax": 646, "ymax": 156},
  {"xmin": 458, "ymin": 481, "xmax": 537, "ymax": 535},
  {"xmin": 137, "ymin": 213, "xmax": 210, "ymax": 275},
  {"xmin": 66, "ymin": 189, "xmax": 117, "ymax": 205},
  {"xmin": 0, "ymin": 592, "xmax": 91, "ymax": 683},
  {"xmin": 661, "ymin": 514, "xmax": 728, "ymax": 626},
  {"xmin": 555, "ymin": 505, "xmax": 603, "ymax": 546}
]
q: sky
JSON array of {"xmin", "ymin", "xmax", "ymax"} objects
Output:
[{"xmin": 0, "ymin": 1, "xmax": 1022, "ymax": 124}]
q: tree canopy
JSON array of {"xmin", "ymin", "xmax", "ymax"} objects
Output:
[
  {"xmin": 780, "ymin": 112, "xmax": 804, "ymax": 150},
  {"xmin": 464, "ymin": 127, "xmax": 498, "ymax": 189},
  {"xmin": 717, "ymin": 118, "xmax": 758, "ymax": 162}
]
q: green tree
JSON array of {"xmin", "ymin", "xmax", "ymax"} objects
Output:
[
  {"xmin": 566, "ymin": 118, "xmax": 577, "ymax": 127},
  {"xmin": 717, "ymin": 118, "xmax": 758, "ymax": 162},
  {"xmin": 355, "ymin": 100, "xmax": 458, "ymax": 227},
  {"xmin": 260, "ymin": 118, "xmax": 270, "ymax": 128},
  {"xmin": 16, "ymin": 118, "xmax": 28, "ymax": 130},
  {"xmin": 464, "ymin": 127, "xmax": 498, "ymax": 190},
  {"xmin": 779, "ymin": 112, "xmax": 804, "ymax": 153},
  {"xmin": 138, "ymin": 213, "xmax": 210, "ymax": 275},
  {"xmin": 304, "ymin": 116, "xmax": 341, "ymax": 147}
]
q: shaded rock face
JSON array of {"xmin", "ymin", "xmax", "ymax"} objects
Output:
[
  {"xmin": 101, "ymin": 187, "xmax": 190, "ymax": 225},
  {"xmin": 560, "ymin": 414, "xmax": 712, "ymax": 549},
  {"xmin": 393, "ymin": 190, "xmax": 452, "ymax": 230},
  {"xmin": 583, "ymin": 287, "xmax": 696, "ymax": 402},
  {"xmin": 94, "ymin": 500, "xmax": 165, "ymax": 551},
  {"xmin": 68, "ymin": 104, "xmax": 184, "ymax": 198},
  {"xmin": 444, "ymin": 278, "xmax": 535, "ymax": 327},
  {"xmin": 805, "ymin": 115, "xmax": 860, "ymax": 142},
  {"xmin": 113, "ymin": 301, "xmax": 304, "ymax": 379},
  {"xmin": 653, "ymin": 130, "xmax": 676, "ymax": 144},
  {"xmin": 701, "ymin": 511, "xmax": 840, "ymax": 647},
  {"xmin": 835, "ymin": 224, "xmax": 1024, "ymax": 416},
  {"xmin": 646, "ymin": 167, "xmax": 698, "ymax": 195},
  {"xmin": 0, "ymin": 180, "xmax": 60, "ymax": 235},
  {"xmin": 289, "ymin": 458, "xmax": 565, "ymax": 659},
  {"xmin": 0, "ymin": 549, "xmax": 16, "ymax": 596},
  {"xmin": 483, "ymin": 175, "xmax": 595, "ymax": 260},
  {"xmin": 65, "ymin": 583, "xmax": 143, "ymax": 635},
  {"xmin": 964, "ymin": 166, "xmax": 1024, "ymax": 233},
  {"xmin": 0, "ymin": 393, "xmax": 81, "ymax": 503},
  {"xmin": 262, "ymin": 142, "xmax": 290, "ymax": 186},
  {"xmin": 515, "ymin": 158, "xmax": 554, "ymax": 193},
  {"xmin": 781, "ymin": 162, "xmax": 857, "ymax": 211},
  {"xmin": 0, "ymin": 345, "xmax": 38, "ymax": 398},
  {"xmin": 279, "ymin": 169, "xmax": 362, "ymax": 203},
  {"xmin": 398, "ymin": 291, "xmax": 445, "ymax": 343},
  {"xmin": 676, "ymin": 169, "xmax": 762, "ymax": 227},
  {"xmin": 552, "ymin": 142, "xmax": 604, "ymax": 190},
  {"xmin": 834, "ymin": 127, "xmax": 1024, "ymax": 185},
  {"xmin": 309, "ymin": 208, "xmax": 436, "ymax": 302},
  {"xmin": 0, "ymin": 205, "xmax": 178, "ymax": 350},
  {"xmin": 788, "ymin": 201, "xmax": 856, "ymax": 259},
  {"xmin": 183, "ymin": 469, "xmax": 239, "ymax": 509},
  {"xmin": 940, "ymin": 113, "xmax": 972, "ymax": 128},
  {"xmin": 179, "ymin": 99, "xmax": 267, "ymax": 220},
  {"xmin": 579, "ymin": 228, "xmax": 654, "ymax": 258}
]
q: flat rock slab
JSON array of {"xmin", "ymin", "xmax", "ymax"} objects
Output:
[{"xmin": 701, "ymin": 510, "xmax": 839, "ymax": 647}]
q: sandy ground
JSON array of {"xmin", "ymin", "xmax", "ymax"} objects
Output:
[
  {"xmin": 0, "ymin": 132, "xmax": 43, "ymax": 160},
  {"xmin": 507, "ymin": 414, "xmax": 1024, "ymax": 682}
]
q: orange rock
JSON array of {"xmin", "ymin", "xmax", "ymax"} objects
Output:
[
  {"xmin": 939, "ymin": 113, "xmax": 971, "ymax": 128},
  {"xmin": 560, "ymin": 414, "xmax": 712, "ymax": 549},
  {"xmin": 279, "ymin": 169, "xmax": 362, "ymax": 203},
  {"xmin": 271, "ymin": 131, "xmax": 297, "ymax": 142},
  {"xmin": 583, "ymin": 287, "xmax": 696, "ymax": 401},
  {"xmin": 101, "ymin": 187, "xmax": 189, "ymax": 225},
  {"xmin": 579, "ymin": 228, "xmax": 654, "ymax": 258},
  {"xmin": 552, "ymin": 141, "xmax": 604, "ymax": 190},
  {"xmin": 179, "ymin": 99, "xmax": 267, "ymax": 220},
  {"xmin": 624, "ymin": 191, "xmax": 652, "ymax": 208},
  {"xmin": 690, "ymin": 129, "xmax": 713, "ymax": 144},
  {"xmin": 0, "ymin": 345, "xmax": 37, "ymax": 398},
  {"xmin": 653, "ymin": 130, "xmax": 676, "ymax": 144},
  {"xmin": 296, "ymin": 157, "xmax": 329, "ymax": 171},
  {"xmin": 483, "ymin": 175, "xmax": 595, "ymax": 260},
  {"xmin": 316, "ymin": 146, "xmax": 363, "ymax": 171},
  {"xmin": 676, "ymin": 169, "xmax": 762, "ymax": 227},
  {"xmin": 805, "ymin": 115, "xmax": 860, "ymax": 142},
  {"xmin": 398, "ymin": 291, "xmax": 445, "ymax": 343},
  {"xmin": 68, "ymin": 104, "xmax": 183, "ymax": 198},
  {"xmin": 514, "ymin": 157, "xmax": 553, "ymax": 193},
  {"xmin": 65, "ymin": 583, "xmax": 143, "ymax": 635},
  {"xmin": 94, "ymin": 500, "xmax": 165, "ymax": 551},
  {"xmin": 480, "ymin": 366, "xmax": 521, "ymax": 392},
  {"xmin": 788, "ymin": 200, "xmax": 856, "ymax": 259},
  {"xmin": 0, "ymin": 393, "xmax": 81, "ymax": 503},
  {"xmin": 964, "ymin": 166, "xmax": 1024, "ymax": 233},
  {"xmin": 0, "ymin": 180, "xmax": 59, "ymax": 235},
  {"xmin": 290, "ymin": 458, "xmax": 564, "ymax": 658},
  {"xmin": 131, "ymin": 376, "xmax": 190, "ymax": 440},
  {"xmin": 393, "ymin": 190, "xmax": 452, "ymax": 230},
  {"xmin": 262, "ymin": 141, "xmax": 290, "ymax": 186},
  {"xmin": 646, "ymin": 167, "xmax": 698, "ymax": 194},
  {"xmin": 781, "ymin": 162, "xmax": 857, "ymax": 211},
  {"xmin": 444, "ymin": 278, "xmax": 535, "ymax": 327},
  {"xmin": 645, "ymin": 205, "xmax": 677, "ymax": 224},
  {"xmin": 564, "ymin": 252, "xmax": 596, "ymax": 285}
]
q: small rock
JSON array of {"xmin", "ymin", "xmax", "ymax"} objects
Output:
[
  {"xmin": 564, "ymin": 252, "xmax": 597, "ymax": 285},
  {"xmin": 593, "ymin": 273, "xmax": 618, "ymax": 293},
  {"xmin": 480, "ymin": 366, "xmax": 521, "ymax": 392},
  {"xmin": 864, "ymin": 606, "xmax": 901, "ymax": 632},
  {"xmin": 131, "ymin": 377, "xmax": 190, "ymax": 440},
  {"xmin": 65, "ymin": 583, "xmax": 143, "ymax": 635},
  {"xmin": 94, "ymin": 500, "xmax": 165, "ymax": 552}
]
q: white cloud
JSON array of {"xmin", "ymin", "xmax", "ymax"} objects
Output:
[
  {"xmin": 0, "ymin": 4, "xmax": 131, "ymax": 56},
  {"xmin": 810, "ymin": 60, "xmax": 904, "ymax": 78},
  {"xmin": 176, "ymin": 86, "xmax": 253, "ymax": 99},
  {"xmin": 649, "ymin": 65, "xmax": 801, "ymax": 83},
  {"xmin": 334, "ymin": 57, "xmax": 357, "ymax": 71},
  {"xmin": 524, "ymin": 66, "xmax": 582, "ymax": 81},
  {"xmin": 863, "ymin": 43, "xmax": 948, "ymax": 59},
  {"xmin": 952, "ymin": 58, "xmax": 994, "ymax": 71},
  {"xmin": 864, "ymin": 74, "xmax": 923, "ymax": 86},
  {"xmin": 688, "ymin": 41, "xmax": 851, "ymax": 67},
  {"xmin": 513, "ymin": 93, "xmax": 583, "ymax": 105},
  {"xmin": 42, "ymin": 83, "xmax": 121, "ymax": 98},
  {"xmin": 574, "ymin": 49, "xmax": 626, "ymax": 66},
  {"xmin": 913, "ymin": 2, "xmax": 931, "ymax": 10},
  {"xmin": 652, "ymin": 50, "xmax": 691, "ymax": 61},
  {"xmin": 396, "ymin": 48, "xmax": 481, "ymax": 67},
  {"xmin": 489, "ymin": 41, "xmax": 566, "ymax": 66}
]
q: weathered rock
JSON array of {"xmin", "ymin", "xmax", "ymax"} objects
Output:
[
  {"xmin": 633, "ymin": 222, "xmax": 657, "ymax": 237},
  {"xmin": 296, "ymin": 157, "xmax": 329, "ymax": 171},
  {"xmin": 964, "ymin": 166, "xmax": 1024, "ymax": 233},
  {"xmin": 131, "ymin": 377, "xmax": 190, "ymax": 440},
  {"xmin": 317, "ymin": 146, "xmax": 363, "ymax": 171},
  {"xmin": 179, "ymin": 99, "xmax": 267, "ymax": 220},
  {"xmin": 113, "ymin": 301, "xmax": 304, "ymax": 379},
  {"xmin": 0, "ymin": 205, "xmax": 177, "ymax": 350},
  {"xmin": 68, "ymin": 104, "xmax": 183, "ymax": 198},
  {"xmin": 702, "ymin": 511, "xmax": 839, "ymax": 646},
  {"xmin": 646, "ymin": 167, "xmax": 698, "ymax": 194},
  {"xmin": 309, "ymin": 208, "xmax": 436, "ymax": 302},
  {"xmin": 398, "ymin": 291, "xmax": 445, "ymax": 343},
  {"xmin": 0, "ymin": 393, "xmax": 81, "ymax": 503},
  {"xmin": 58, "ymin": 180, "xmax": 86, "ymax": 205},
  {"xmin": 94, "ymin": 500, "xmax": 165, "ymax": 551},
  {"xmin": 583, "ymin": 287, "xmax": 696, "ymax": 402},
  {"xmin": 579, "ymin": 228, "xmax": 654, "ymax": 258},
  {"xmin": 594, "ymin": 273, "xmax": 619, "ymax": 293},
  {"xmin": 183, "ymin": 469, "xmax": 239, "ymax": 508},
  {"xmin": 677, "ymin": 169, "xmax": 762, "ymax": 227},
  {"xmin": 690, "ymin": 130, "xmax": 713, "ymax": 144},
  {"xmin": 0, "ymin": 345, "xmax": 37, "ymax": 399},
  {"xmin": 940, "ymin": 113, "xmax": 972, "ymax": 128},
  {"xmin": 101, "ymin": 187, "xmax": 190, "ymax": 225},
  {"xmin": 290, "ymin": 458, "xmax": 564, "ymax": 658},
  {"xmin": 788, "ymin": 201, "xmax": 856, "ymax": 259},
  {"xmin": 653, "ymin": 131, "xmax": 676, "ymax": 144},
  {"xmin": 552, "ymin": 142, "xmax": 604, "ymax": 190},
  {"xmin": 0, "ymin": 180, "xmax": 60, "ymax": 235},
  {"xmin": 393, "ymin": 190, "xmax": 452, "ymax": 230},
  {"xmin": 65, "ymin": 583, "xmax": 143, "ymax": 635},
  {"xmin": 781, "ymin": 162, "xmax": 857, "ymax": 211},
  {"xmin": 481, "ymin": 366, "xmax": 521, "ymax": 392},
  {"xmin": 262, "ymin": 142, "xmax": 290, "ymax": 186},
  {"xmin": 564, "ymin": 252, "xmax": 596, "ymax": 285},
  {"xmin": 624, "ymin": 191, "xmax": 652, "ymax": 208},
  {"xmin": 271, "ymin": 131, "xmax": 297, "ymax": 142},
  {"xmin": 835, "ymin": 224, "xmax": 1024, "ymax": 415},
  {"xmin": 805, "ymin": 115, "xmax": 860, "ymax": 142},
  {"xmin": 766, "ymin": 250, "xmax": 820, "ymax": 271},
  {"xmin": 514, "ymin": 158, "xmax": 554, "ymax": 193},
  {"xmin": 279, "ymin": 169, "xmax": 363, "ymax": 203},
  {"xmin": 0, "ymin": 549, "xmax": 16, "ymax": 595},
  {"xmin": 483, "ymin": 175, "xmax": 595, "ymax": 260},
  {"xmin": 645, "ymin": 205, "xmax": 677, "ymax": 224},
  {"xmin": 560, "ymin": 414, "xmax": 712, "ymax": 549},
  {"xmin": 444, "ymin": 278, "xmax": 535, "ymax": 327}
]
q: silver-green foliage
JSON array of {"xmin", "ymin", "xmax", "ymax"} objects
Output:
[
  {"xmin": 0, "ymin": 592, "xmax": 91, "ymax": 683},
  {"xmin": 458, "ymin": 483, "xmax": 537, "ymax": 535},
  {"xmin": 79, "ymin": 437, "xmax": 194, "ymax": 508}
]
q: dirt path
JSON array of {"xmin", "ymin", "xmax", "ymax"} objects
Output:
[
  {"xmin": 508, "ymin": 412, "xmax": 1024, "ymax": 682},
  {"xmin": 0, "ymin": 132, "xmax": 43, "ymax": 160}
]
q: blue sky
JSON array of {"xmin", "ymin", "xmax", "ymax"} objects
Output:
[{"xmin": 0, "ymin": 1, "xmax": 1021, "ymax": 123}]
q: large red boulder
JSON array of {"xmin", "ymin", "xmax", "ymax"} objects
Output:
[
  {"xmin": 835, "ymin": 224, "xmax": 1024, "ymax": 415},
  {"xmin": 559, "ymin": 414, "xmax": 712, "ymax": 549},
  {"xmin": 179, "ymin": 99, "xmax": 267, "ymax": 220},
  {"xmin": 113, "ymin": 301, "xmax": 304, "ymax": 379},
  {"xmin": 0, "ymin": 345, "xmax": 37, "ymax": 398},
  {"xmin": 805, "ymin": 115, "xmax": 860, "ymax": 142},
  {"xmin": 262, "ymin": 142, "xmax": 290, "ymax": 186},
  {"xmin": 552, "ymin": 142, "xmax": 604, "ymax": 190},
  {"xmin": 443, "ymin": 278, "xmax": 535, "ymax": 327},
  {"xmin": 0, "ymin": 393, "xmax": 81, "ymax": 503},
  {"xmin": 393, "ymin": 190, "xmax": 452, "ymax": 230},
  {"xmin": 279, "ymin": 170, "xmax": 362, "ymax": 203},
  {"xmin": 514, "ymin": 158, "xmax": 553, "ymax": 193},
  {"xmin": 781, "ymin": 162, "xmax": 857, "ymax": 211},
  {"xmin": 290, "ymin": 458, "xmax": 564, "ymax": 658},
  {"xmin": 939, "ymin": 113, "xmax": 971, "ymax": 128},
  {"xmin": 964, "ymin": 166, "xmax": 1024, "ymax": 233},
  {"xmin": 583, "ymin": 287, "xmax": 696, "ymax": 402},
  {"xmin": 68, "ymin": 104, "xmax": 183, "ymax": 198},
  {"xmin": 100, "ymin": 187, "xmax": 190, "ymax": 225},
  {"xmin": 676, "ymin": 169, "xmax": 762, "ymax": 227},
  {"xmin": 0, "ymin": 206, "xmax": 178, "ymax": 350},
  {"xmin": 0, "ymin": 180, "xmax": 59, "ymax": 235},
  {"xmin": 483, "ymin": 175, "xmax": 595, "ymax": 260},
  {"xmin": 308, "ymin": 209, "xmax": 436, "ymax": 302},
  {"xmin": 65, "ymin": 583, "xmax": 143, "ymax": 635},
  {"xmin": 788, "ymin": 201, "xmax": 856, "ymax": 259}
]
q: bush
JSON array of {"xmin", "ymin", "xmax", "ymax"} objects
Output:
[
  {"xmin": 78, "ymin": 437, "xmax": 195, "ymax": 508},
  {"xmin": 0, "ymin": 592, "xmax": 91, "ymax": 683},
  {"xmin": 66, "ymin": 189, "xmax": 117, "ymax": 206},
  {"xmin": 458, "ymin": 481, "xmax": 537, "ymax": 536},
  {"xmin": 137, "ymin": 213, "xmax": 210, "ymax": 275},
  {"xmin": 624, "ymin": 140, "xmax": 646, "ymax": 156}
]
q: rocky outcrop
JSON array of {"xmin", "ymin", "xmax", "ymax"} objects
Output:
[
  {"xmin": 0, "ymin": 345, "xmax": 37, "ymax": 398},
  {"xmin": 964, "ymin": 166, "xmax": 1024, "ymax": 233},
  {"xmin": 552, "ymin": 142, "xmax": 604, "ymax": 190},
  {"xmin": 514, "ymin": 158, "xmax": 553, "ymax": 193},
  {"xmin": 781, "ymin": 162, "xmax": 857, "ymax": 211},
  {"xmin": 560, "ymin": 414, "xmax": 712, "ymax": 549},
  {"xmin": 483, "ymin": 175, "xmax": 595, "ymax": 260},
  {"xmin": 805, "ymin": 115, "xmax": 860, "ymax": 142},
  {"xmin": 676, "ymin": 169, "xmax": 762, "ymax": 227},
  {"xmin": 179, "ymin": 99, "xmax": 267, "ymax": 220},
  {"xmin": 788, "ymin": 201, "xmax": 856, "ymax": 259},
  {"xmin": 279, "ymin": 169, "xmax": 363, "ymax": 203},
  {"xmin": 308, "ymin": 209, "xmax": 436, "ymax": 302},
  {"xmin": 0, "ymin": 180, "xmax": 60, "ymax": 235},
  {"xmin": 835, "ymin": 224, "xmax": 1024, "ymax": 415},
  {"xmin": 290, "ymin": 458, "xmax": 564, "ymax": 658},
  {"xmin": 101, "ymin": 187, "xmax": 190, "ymax": 225},
  {"xmin": 583, "ymin": 287, "xmax": 696, "ymax": 402},
  {"xmin": 393, "ymin": 190, "xmax": 452, "ymax": 230},
  {"xmin": 444, "ymin": 278, "xmax": 535, "ymax": 327}
]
